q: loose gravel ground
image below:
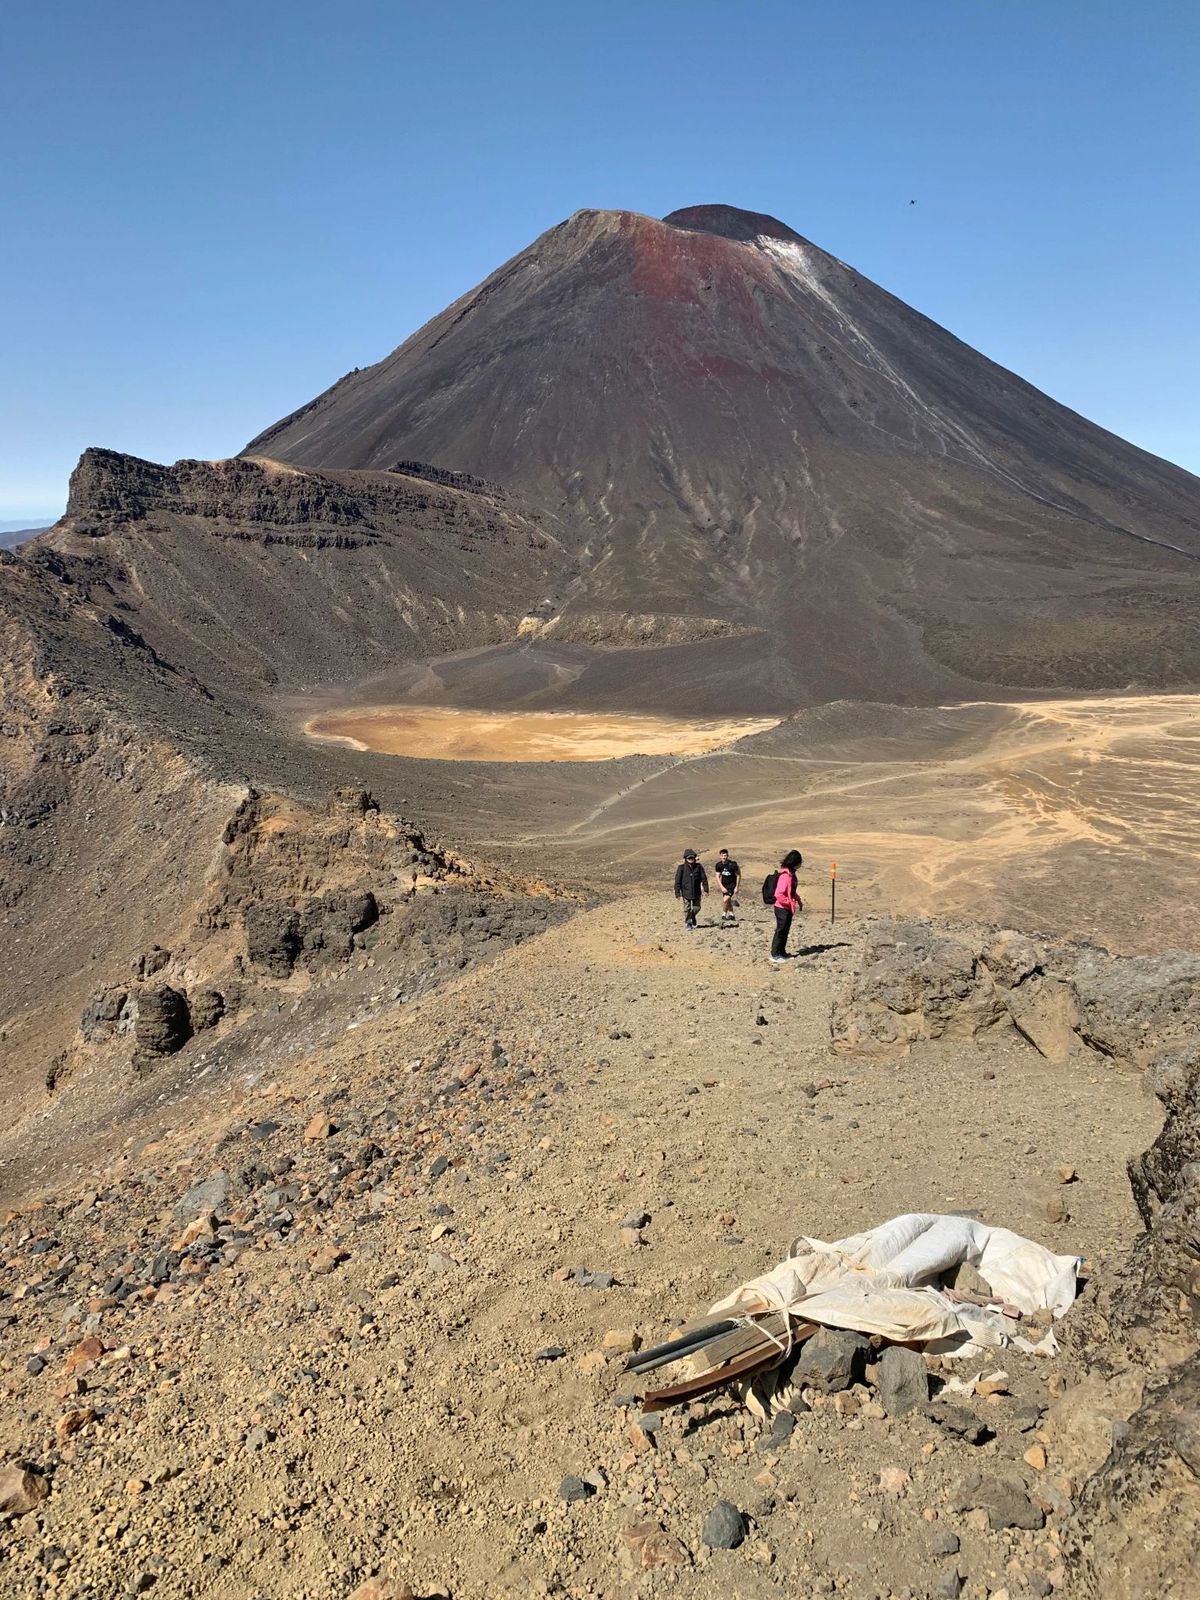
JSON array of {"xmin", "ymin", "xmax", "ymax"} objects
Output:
[{"xmin": 0, "ymin": 896, "xmax": 1159, "ymax": 1599}]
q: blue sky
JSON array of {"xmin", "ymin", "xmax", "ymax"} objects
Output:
[{"xmin": 2, "ymin": 0, "xmax": 1197, "ymax": 518}]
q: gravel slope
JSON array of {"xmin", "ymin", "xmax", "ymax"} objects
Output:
[{"xmin": 0, "ymin": 896, "xmax": 1158, "ymax": 1599}]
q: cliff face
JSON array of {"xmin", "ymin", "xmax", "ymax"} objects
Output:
[
  {"xmin": 63, "ymin": 450, "xmax": 381, "ymax": 541},
  {"xmin": 33, "ymin": 448, "xmax": 571, "ymax": 700},
  {"xmin": 62, "ymin": 449, "xmax": 531, "ymax": 549}
]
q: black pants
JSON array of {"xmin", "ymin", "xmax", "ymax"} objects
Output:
[
  {"xmin": 771, "ymin": 907, "xmax": 792, "ymax": 958},
  {"xmin": 683, "ymin": 899, "xmax": 700, "ymax": 925}
]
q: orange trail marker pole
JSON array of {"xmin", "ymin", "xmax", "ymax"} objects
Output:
[{"xmin": 831, "ymin": 862, "xmax": 837, "ymax": 924}]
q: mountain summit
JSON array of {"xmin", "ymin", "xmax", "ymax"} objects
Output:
[{"xmin": 245, "ymin": 204, "xmax": 1200, "ymax": 702}]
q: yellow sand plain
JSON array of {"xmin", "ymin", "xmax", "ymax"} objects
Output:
[{"xmin": 305, "ymin": 704, "xmax": 780, "ymax": 762}]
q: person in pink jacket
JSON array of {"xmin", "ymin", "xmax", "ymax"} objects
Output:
[{"xmin": 770, "ymin": 849, "xmax": 803, "ymax": 964}]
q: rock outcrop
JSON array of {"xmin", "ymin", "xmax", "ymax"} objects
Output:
[
  {"xmin": 1061, "ymin": 1036, "xmax": 1200, "ymax": 1596},
  {"xmin": 1071, "ymin": 952, "xmax": 1200, "ymax": 1067},
  {"xmin": 131, "ymin": 945, "xmax": 171, "ymax": 981},
  {"xmin": 1129, "ymin": 1043, "xmax": 1200, "ymax": 1245},
  {"xmin": 833, "ymin": 918, "xmax": 1200, "ymax": 1598},
  {"xmin": 831, "ymin": 918, "xmax": 1200, "ymax": 1069},
  {"xmin": 61, "ymin": 449, "xmax": 514, "ymax": 547},
  {"xmin": 245, "ymin": 889, "xmax": 379, "ymax": 976},
  {"xmin": 43, "ymin": 785, "xmax": 569, "ymax": 1094},
  {"xmin": 829, "ymin": 921, "xmax": 1006, "ymax": 1054},
  {"xmin": 132, "ymin": 984, "xmax": 192, "ymax": 1072},
  {"xmin": 78, "ymin": 986, "xmax": 130, "ymax": 1044},
  {"xmin": 243, "ymin": 902, "xmax": 303, "ymax": 979},
  {"xmin": 189, "ymin": 989, "xmax": 225, "ymax": 1031}
]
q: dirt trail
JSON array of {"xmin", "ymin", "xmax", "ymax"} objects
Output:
[{"xmin": 0, "ymin": 895, "xmax": 1158, "ymax": 1599}]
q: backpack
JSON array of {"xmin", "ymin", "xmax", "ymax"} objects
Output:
[{"xmin": 761, "ymin": 870, "xmax": 780, "ymax": 905}]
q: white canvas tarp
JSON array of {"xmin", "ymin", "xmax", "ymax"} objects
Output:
[{"xmin": 710, "ymin": 1212, "xmax": 1081, "ymax": 1359}]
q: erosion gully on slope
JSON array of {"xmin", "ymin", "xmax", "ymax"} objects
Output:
[{"xmin": 0, "ymin": 896, "xmax": 1157, "ymax": 1599}]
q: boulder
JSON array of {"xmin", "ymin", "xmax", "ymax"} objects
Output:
[
  {"xmin": 1071, "ymin": 950, "xmax": 1200, "ymax": 1067},
  {"xmin": 245, "ymin": 901, "xmax": 303, "ymax": 977},
  {"xmin": 946, "ymin": 1260, "xmax": 993, "ymax": 1297},
  {"xmin": 950, "ymin": 1468, "xmax": 1043, "ymax": 1530},
  {"xmin": 831, "ymin": 921, "xmax": 1005, "ymax": 1057},
  {"xmin": 981, "ymin": 929, "xmax": 1042, "ymax": 988},
  {"xmin": 79, "ymin": 986, "xmax": 129, "ymax": 1043},
  {"xmin": 876, "ymin": 1344, "xmax": 929, "ymax": 1415},
  {"xmin": 133, "ymin": 985, "xmax": 191, "ymax": 1070},
  {"xmin": 792, "ymin": 1327, "xmax": 869, "ymax": 1392},
  {"xmin": 347, "ymin": 1580, "xmax": 416, "ymax": 1600},
  {"xmin": 1003, "ymin": 973, "xmax": 1087, "ymax": 1063},
  {"xmin": 930, "ymin": 1403, "xmax": 990, "ymax": 1445},
  {"xmin": 173, "ymin": 1171, "xmax": 229, "ymax": 1223},
  {"xmin": 189, "ymin": 989, "xmax": 225, "ymax": 1030},
  {"xmin": 700, "ymin": 1499, "xmax": 745, "ymax": 1549},
  {"xmin": 131, "ymin": 945, "xmax": 171, "ymax": 981},
  {"xmin": 0, "ymin": 1463, "xmax": 49, "ymax": 1518}
]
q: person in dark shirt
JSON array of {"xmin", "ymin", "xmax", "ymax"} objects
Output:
[
  {"xmin": 673, "ymin": 849, "xmax": 708, "ymax": 930},
  {"xmin": 713, "ymin": 848, "xmax": 741, "ymax": 926}
]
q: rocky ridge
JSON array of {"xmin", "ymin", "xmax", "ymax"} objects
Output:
[
  {"xmin": 0, "ymin": 900, "xmax": 1193, "ymax": 1598},
  {"xmin": 831, "ymin": 918, "xmax": 1200, "ymax": 1069},
  {"xmin": 29, "ymin": 777, "xmax": 573, "ymax": 1153},
  {"xmin": 830, "ymin": 919, "xmax": 1200, "ymax": 1596}
]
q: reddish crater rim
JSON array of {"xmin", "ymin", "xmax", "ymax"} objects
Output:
[{"xmin": 662, "ymin": 205, "xmax": 803, "ymax": 245}]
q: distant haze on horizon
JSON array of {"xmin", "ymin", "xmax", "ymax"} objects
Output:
[{"xmin": 2, "ymin": 0, "xmax": 1197, "ymax": 520}]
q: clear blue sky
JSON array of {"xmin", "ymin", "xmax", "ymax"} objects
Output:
[{"xmin": 2, "ymin": 0, "xmax": 1197, "ymax": 519}]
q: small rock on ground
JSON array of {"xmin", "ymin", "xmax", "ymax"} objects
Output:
[{"xmin": 701, "ymin": 1499, "xmax": 746, "ymax": 1549}]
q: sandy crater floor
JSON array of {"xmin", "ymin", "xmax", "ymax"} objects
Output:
[{"xmin": 305, "ymin": 704, "xmax": 780, "ymax": 762}]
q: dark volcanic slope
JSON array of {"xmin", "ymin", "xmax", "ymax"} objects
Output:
[{"xmin": 247, "ymin": 204, "xmax": 1200, "ymax": 702}]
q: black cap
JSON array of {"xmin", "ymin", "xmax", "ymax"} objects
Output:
[{"xmin": 683, "ymin": 849, "xmax": 697, "ymax": 859}]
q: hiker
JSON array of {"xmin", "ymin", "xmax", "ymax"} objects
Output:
[
  {"xmin": 766, "ymin": 849, "xmax": 803, "ymax": 964},
  {"xmin": 713, "ymin": 848, "xmax": 741, "ymax": 926},
  {"xmin": 673, "ymin": 848, "xmax": 708, "ymax": 930}
]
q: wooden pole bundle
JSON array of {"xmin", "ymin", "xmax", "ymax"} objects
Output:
[{"xmin": 627, "ymin": 1311, "xmax": 819, "ymax": 1411}]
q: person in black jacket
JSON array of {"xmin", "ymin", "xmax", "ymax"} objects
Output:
[{"xmin": 673, "ymin": 849, "xmax": 708, "ymax": 929}]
